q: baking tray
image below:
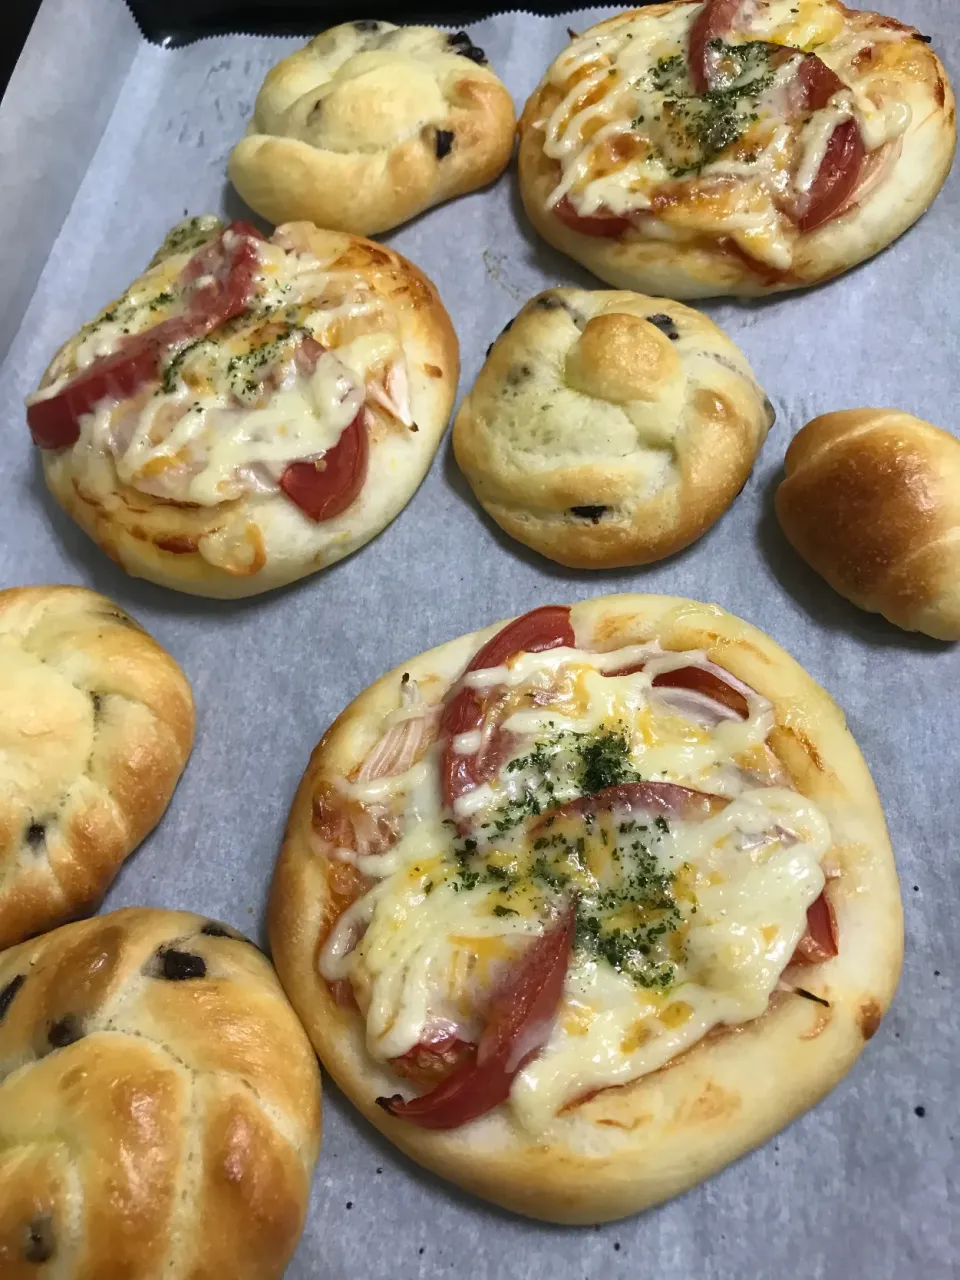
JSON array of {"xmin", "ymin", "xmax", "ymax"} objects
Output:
[{"xmin": 1, "ymin": 1, "xmax": 957, "ymax": 1275}]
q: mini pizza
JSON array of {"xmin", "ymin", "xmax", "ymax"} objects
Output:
[
  {"xmin": 0, "ymin": 586, "xmax": 193, "ymax": 950},
  {"xmin": 229, "ymin": 22, "xmax": 516, "ymax": 237},
  {"xmin": 0, "ymin": 908, "xmax": 321, "ymax": 1279},
  {"xmin": 517, "ymin": 1, "xmax": 956, "ymax": 298},
  {"xmin": 270, "ymin": 594, "xmax": 901, "ymax": 1223},
  {"xmin": 27, "ymin": 217, "xmax": 458, "ymax": 597},
  {"xmin": 453, "ymin": 288, "xmax": 774, "ymax": 567}
]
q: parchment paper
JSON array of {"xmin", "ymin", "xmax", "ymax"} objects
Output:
[{"xmin": 0, "ymin": 2, "xmax": 957, "ymax": 1275}]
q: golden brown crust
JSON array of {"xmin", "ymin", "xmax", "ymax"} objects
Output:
[
  {"xmin": 39, "ymin": 223, "xmax": 459, "ymax": 598},
  {"xmin": 0, "ymin": 907, "xmax": 321, "ymax": 1279},
  {"xmin": 0, "ymin": 587, "xmax": 194, "ymax": 949},
  {"xmin": 517, "ymin": 3, "xmax": 956, "ymax": 299},
  {"xmin": 229, "ymin": 22, "xmax": 516, "ymax": 236},
  {"xmin": 775, "ymin": 408, "xmax": 960, "ymax": 640},
  {"xmin": 453, "ymin": 289, "xmax": 774, "ymax": 567},
  {"xmin": 269, "ymin": 593, "xmax": 902, "ymax": 1223}
]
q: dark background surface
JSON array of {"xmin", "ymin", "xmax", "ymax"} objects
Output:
[
  {"xmin": 3, "ymin": 0, "xmax": 43, "ymax": 97},
  {"xmin": 0, "ymin": 0, "xmax": 572, "ymax": 90}
]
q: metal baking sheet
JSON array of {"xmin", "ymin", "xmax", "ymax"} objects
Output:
[{"xmin": 0, "ymin": 2, "xmax": 957, "ymax": 1275}]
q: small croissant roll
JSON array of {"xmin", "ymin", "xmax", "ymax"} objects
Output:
[{"xmin": 775, "ymin": 410, "xmax": 960, "ymax": 641}]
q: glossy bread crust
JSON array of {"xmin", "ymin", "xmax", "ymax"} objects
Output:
[
  {"xmin": 0, "ymin": 587, "xmax": 193, "ymax": 949},
  {"xmin": 776, "ymin": 409, "xmax": 960, "ymax": 640},
  {"xmin": 269, "ymin": 593, "xmax": 902, "ymax": 1223},
  {"xmin": 453, "ymin": 289, "xmax": 774, "ymax": 567},
  {"xmin": 517, "ymin": 3, "xmax": 956, "ymax": 299},
  {"xmin": 229, "ymin": 22, "xmax": 516, "ymax": 236},
  {"xmin": 40, "ymin": 224, "xmax": 459, "ymax": 598},
  {"xmin": 0, "ymin": 908, "xmax": 321, "ymax": 1279}
]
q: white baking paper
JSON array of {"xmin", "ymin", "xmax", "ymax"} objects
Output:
[{"xmin": 0, "ymin": 2, "xmax": 957, "ymax": 1275}]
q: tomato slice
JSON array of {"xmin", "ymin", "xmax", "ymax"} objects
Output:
[
  {"xmin": 389, "ymin": 1034, "xmax": 477, "ymax": 1088},
  {"xmin": 797, "ymin": 118, "xmax": 866, "ymax": 232},
  {"xmin": 537, "ymin": 780, "xmax": 728, "ymax": 828},
  {"xmin": 795, "ymin": 52, "xmax": 847, "ymax": 112},
  {"xmin": 377, "ymin": 906, "xmax": 575, "ymax": 1129},
  {"xmin": 792, "ymin": 891, "xmax": 839, "ymax": 964},
  {"xmin": 439, "ymin": 607, "xmax": 576, "ymax": 813},
  {"xmin": 688, "ymin": 0, "xmax": 743, "ymax": 93},
  {"xmin": 27, "ymin": 320, "xmax": 192, "ymax": 449},
  {"xmin": 27, "ymin": 222, "xmax": 263, "ymax": 450},
  {"xmin": 278, "ymin": 411, "xmax": 369, "ymax": 522},
  {"xmin": 552, "ymin": 195, "xmax": 630, "ymax": 238}
]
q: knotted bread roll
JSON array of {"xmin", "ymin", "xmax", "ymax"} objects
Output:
[
  {"xmin": 0, "ymin": 908, "xmax": 321, "ymax": 1279},
  {"xmin": 0, "ymin": 587, "xmax": 193, "ymax": 949},
  {"xmin": 229, "ymin": 21, "xmax": 516, "ymax": 236},
  {"xmin": 775, "ymin": 409, "xmax": 960, "ymax": 641},
  {"xmin": 453, "ymin": 289, "xmax": 774, "ymax": 567}
]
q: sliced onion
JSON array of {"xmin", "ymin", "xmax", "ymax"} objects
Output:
[
  {"xmin": 367, "ymin": 358, "xmax": 414, "ymax": 428},
  {"xmin": 357, "ymin": 680, "xmax": 440, "ymax": 783},
  {"xmin": 651, "ymin": 685, "xmax": 745, "ymax": 727},
  {"xmin": 737, "ymin": 742, "xmax": 792, "ymax": 789}
]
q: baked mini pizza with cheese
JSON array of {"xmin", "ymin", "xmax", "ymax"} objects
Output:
[
  {"xmin": 27, "ymin": 217, "xmax": 458, "ymax": 597},
  {"xmin": 454, "ymin": 288, "xmax": 774, "ymax": 567},
  {"xmin": 270, "ymin": 595, "xmax": 901, "ymax": 1223},
  {"xmin": 518, "ymin": 1, "xmax": 956, "ymax": 298},
  {"xmin": 229, "ymin": 22, "xmax": 516, "ymax": 237}
]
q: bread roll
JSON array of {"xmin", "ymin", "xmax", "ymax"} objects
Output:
[
  {"xmin": 453, "ymin": 288, "xmax": 774, "ymax": 567},
  {"xmin": 229, "ymin": 22, "xmax": 516, "ymax": 236},
  {"xmin": 775, "ymin": 409, "xmax": 960, "ymax": 641},
  {"xmin": 0, "ymin": 908, "xmax": 321, "ymax": 1279},
  {"xmin": 0, "ymin": 586, "xmax": 193, "ymax": 949}
]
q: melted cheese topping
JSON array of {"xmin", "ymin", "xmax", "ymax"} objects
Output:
[
  {"xmin": 537, "ymin": 0, "xmax": 915, "ymax": 268},
  {"xmin": 34, "ymin": 218, "xmax": 411, "ymax": 506},
  {"xmin": 319, "ymin": 641, "xmax": 833, "ymax": 1134}
]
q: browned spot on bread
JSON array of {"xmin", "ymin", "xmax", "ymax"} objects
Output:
[
  {"xmin": 423, "ymin": 364, "xmax": 443, "ymax": 379},
  {"xmin": 591, "ymin": 611, "xmax": 645, "ymax": 650},
  {"xmin": 596, "ymin": 1113, "xmax": 653, "ymax": 1131},
  {"xmin": 333, "ymin": 244, "xmax": 393, "ymax": 272},
  {"xmin": 778, "ymin": 725, "xmax": 826, "ymax": 772},
  {"xmin": 935, "ymin": 74, "xmax": 946, "ymax": 107},
  {"xmin": 799, "ymin": 1006, "xmax": 832, "ymax": 1039},
  {"xmin": 691, "ymin": 387, "xmax": 737, "ymax": 428},
  {"xmin": 72, "ymin": 476, "xmax": 104, "ymax": 510},
  {"xmin": 720, "ymin": 638, "xmax": 772, "ymax": 668},
  {"xmin": 155, "ymin": 534, "xmax": 199, "ymax": 555},
  {"xmin": 859, "ymin": 999, "xmax": 883, "ymax": 1041},
  {"xmin": 680, "ymin": 1081, "xmax": 740, "ymax": 1124}
]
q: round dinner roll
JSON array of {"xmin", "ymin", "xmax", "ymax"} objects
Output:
[
  {"xmin": 453, "ymin": 288, "xmax": 774, "ymax": 567},
  {"xmin": 0, "ymin": 587, "xmax": 193, "ymax": 950},
  {"xmin": 517, "ymin": 3, "xmax": 955, "ymax": 298},
  {"xmin": 0, "ymin": 908, "xmax": 321, "ymax": 1279},
  {"xmin": 775, "ymin": 409, "xmax": 960, "ymax": 641},
  {"xmin": 229, "ymin": 21, "xmax": 516, "ymax": 236}
]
